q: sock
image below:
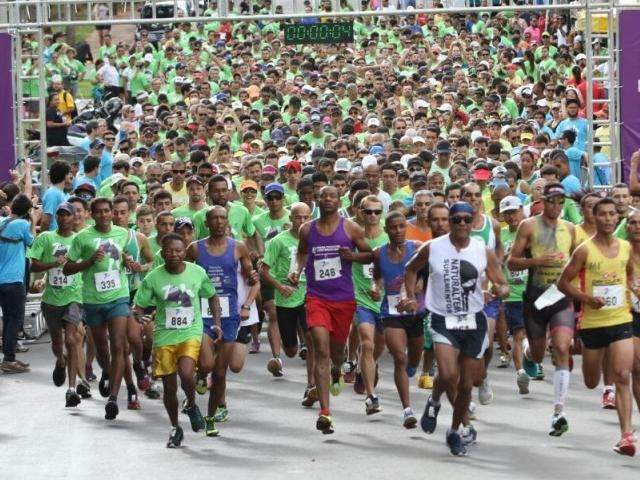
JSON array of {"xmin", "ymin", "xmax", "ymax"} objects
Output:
[
  {"xmin": 320, "ymin": 408, "xmax": 330, "ymax": 416},
  {"xmin": 430, "ymin": 395, "xmax": 441, "ymax": 408},
  {"xmin": 553, "ymin": 368, "xmax": 570, "ymax": 412},
  {"xmin": 127, "ymin": 383, "xmax": 137, "ymax": 396},
  {"xmin": 522, "ymin": 338, "xmax": 531, "ymax": 360},
  {"xmin": 604, "ymin": 385, "xmax": 615, "ymax": 393}
]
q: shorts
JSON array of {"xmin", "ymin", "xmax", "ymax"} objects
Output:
[
  {"xmin": 84, "ymin": 297, "xmax": 130, "ymax": 327},
  {"xmin": 483, "ymin": 298, "xmax": 502, "ymax": 320},
  {"xmin": 504, "ymin": 301, "xmax": 525, "ymax": 334},
  {"xmin": 523, "ymin": 286, "xmax": 574, "ymax": 340},
  {"xmin": 423, "ymin": 314, "xmax": 433, "ymax": 351},
  {"xmin": 355, "ymin": 306, "xmax": 383, "ymax": 334},
  {"xmin": 633, "ymin": 311, "xmax": 640, "ymax": 337},
  {"xmin": 41, "ymin": 302, "xmax": 83, "ymax": 336},
  {"xmin": 305, "ymin": 295, "xmax": 356, "ymax": 344},
  {"xmin": 276, "ymin": 304, "xmax": 308, "ymax": 349},
  {"xmin": 204, "ymin": 315, "xmax": 241, "ymax": 343},
  {"xmin": 152, "ymin": 338, "xmax": 201, "ymax": 377},
  {"xmin": 580, "ymin": 322, "xmax": 633, "ymax": 350},
  {"xmin": 429, "ymin": 312, "xmax": 489, "ymax": 359},
  {"xmin": 382, "ymin": 314, "xmax": 424, "ymax": 339},
  {"xmin": 261, "ymin": 284, "xmax": 275, "ymax": 303},
  {"xmin": 235, "ymin": 325, "xmax": 252, "ymax": 344}
]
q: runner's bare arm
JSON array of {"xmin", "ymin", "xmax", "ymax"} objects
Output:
[
  {"xmin": 185, "ymin": 241, "xmax": 198, "ymax": 263},
  {"xmin": 557, "ymin": 244, "xmax": 600, "ymax": 306},
  {"xmin": 342, "ymin": 219, "xmax": 373, "ymax": 264},
  {"xmin": 491, "ymin": 217, "xmax": 504, "ymax": 261},
  {"xmin": 207, "ymin": 294, "xmax": 222, "ymax": 334},
  {"xmin": 138, "ymin": 233, "xmax": 155, "ymax": 269},
  {"xmin": 63, "ymin": 248, "xmax": 104, "ymax": 275},
  {"xmin": 237, "ymin": 241, "xmax": 260, "ymax": 309},
  {"xmin": 290, "ymin": 222, "xmax": 310, "ymax": 285},
  {"xmin": 486, "ymin": 248, "xmax": 509, "ymax": 298},
  {"xmin": 400, "ymin": 242, "xmax": 430, "ymax": 312}
]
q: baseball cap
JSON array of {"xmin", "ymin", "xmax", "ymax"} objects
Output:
[
  {"xmin": 186, "ymin": 175, "xmax": 205, "ymax": 186},
  {"xmin": 473, "ymin": 167, "xmax": 491, "ymax": 181},
  {"xmin": 436, "ymin": 140, "xmax": 451, "ymax": 153},
  {"xmin": 414, "ymin": 99, "xmax": 429, "ymax": 109},
  {"xmin": 264, "ymin": 183, "xmax": 285, "ymax": 197},
  {"xmin": 74, "ymin": 183, "xmax": 96, "ymax": 195},
  {"xmin": 240, "ymin": 180, "xmax": 259, "ymax": 191},
  {"xmin": 90, "ymin": 139, "xmax": 105, "ymax": 150},
  {"xmin": 361, "ymin": 155, "xmax": 379, "ymax": 169},
  {"xmin": 334, "ymin": 158, "xmax": 352, "ymax": 172},
  {"xmin": 310, "ymin": 114, "xmax": 322, "ymax": 124},
  {"xmin": 575, "ymin": 53, "xmax": 587, "ymax": 62},
  {"xmin": 369, "ymin": 145, "xmax": 384, "ymax": 155},
  {"xmin": 174, "ymin": 217, "xmax": 194, "ymax": 230},
  {"xmin": 410, "ymin": 172, "xmax": 428, "ymax": 184},
  {"xmin": 367, "ymin": 117, "xmax": 381, "ymax": 127},
  {"xmin": 262, "ymin": 165, "xmax": 278, "ymax": 177},
  {"xmin": 412, "ymin": 136, "xmax": 426, "ymax": 145},
  {"xmin": 285, "ymin": 160, "xmax": 302, "ymax": 172},
  {"xmin": 492, "ymin": 165, "xmax": 507, "ymax": 178},
  {"xmin": 56, "ymin": 202, "xmax": 75, "ymax": 215},
  {"xmin": 499, "ymin": 196, "xmax": 523, "ymax": 213},
  {"xmin": 437, "ymin": 103, "xmax": 453, "ymax": 113},
  {"xmin": 543, "ymin": 183, "xmax": 566, "ymax": 199}
]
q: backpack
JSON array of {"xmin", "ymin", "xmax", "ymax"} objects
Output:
[{"xmin": 0, "ymin": 217, "xmax": 21, "ymax": 244}]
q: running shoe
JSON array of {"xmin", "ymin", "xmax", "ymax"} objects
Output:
[
  {"xmin": 267, "ymin": 357, "xmax": 284, "ymax": 377},
  {"xmin": 403, "ymin": 407, "xmax": 418, "ymax": 429},
  {"xmin": 204, "ymin": 416, "xmax": 219, "ymax": 437},
  {"xmin": 549, "ymin": 412, "xmax": 569, "ymax": 437},
  {"xmin": 127, "ymin": 392, "xmax": 141, "ymax": 410},
  {"xmin": 535, "ymin": 364, "xmax": 545, "ymax": 380},
  {"xmin": 602, "ymin": 390, "xmax": 616, "ymax": 410},
  {"xmin": 406, "ymin": 365, "xmax": 417, "ymax": 378},
  {"xmin": 249, "ymin": 340, "xmax": 260, "ymax": 354},
  {"xmin": 65, "ymin": 389, "xmax": 81, "ymax": 408},
  {"xmin": 52, "ymin": 360, "xmax": 66, "ymax": 387},
  {"xmin": 498, "ymin": 351, "xmax": 510, "ymax": 368},
  {"xmin": 614, "ymin": 432, "xmax": 637, "ymax": 456},
  {"xmin": 85, "ymin": 364, "xmax": 97, "ymax": 382},
  {"xmin": 517, "ymin": 370, "xmax": 530, "ymax": 395},
  {"xmin": 461, "ymin": 425, "xmax": 477, "ymax": 446},
  {"xmin": 184, "ymin": 404, "xmax": 206, "ymax": 432},
  {"xmin": 417, "ymin": 374, "xmax": 433, "ymax": 389},
  {"xmin": 343, "ymin": 361, "xmax": 356, "ymax": 384},
  {"xmin": 316, "ymin": 414, "xmax": 334, "ymax": 434},
  {"xmin": 468, "ymin": 402, "xmax": 477, "ymax": 420},
  {"xmin": 353, "ymin": 371, "xmax": 365, "ymax": 395},
  {"xmin": 522, "ymin": 355, "xmax": 539, "ymax": 379},
  {"xmin": 76, "ymin": 380, "xmax": 92, "ymax": 399},
  {"xmin": 299, "ymin": 344, "xmax": 307, "ymax": 360},
  {"xmin": 16, "ymin": 340, "xmax": 29, "ymax": 353},
  {"xmin": 214, "ymin": 405, "xmax": 229, "ymax": 423},
  {"xmin": 195, "ymin": 374, "xmax": 208, "ymax": 395},
  {"xmin": 133, "ymin": 362, "xmax": 150, "ymax": 391},
  {"xmin": 421, "ymin": 395, "xmax": 440, "ymax": 434},
  {"xmin": 446, "ymin": 429, "xmax": 467, "ymax": 456},
  {"xmin": 301, "ymin": 385, "xmax": 319, "ymax": 407},
  {"xmin": 478, "ymin": 379, "xmax": 493, "ymax": 405},
  {"xmin": 167, "ymin": 426, "xmax": 184, "ymax": 448},
  {"xmin": 105, "ymin": 399, "xmax": 119, "ymax": 420},
  {"xmin": 365, "ymin": 395, "xmax": 381, "ymax": 415},
  {"xmin": 98, "ymin": 372, "xmax": 110, "ymax": 398},
  {"xmin": 329, "ymin": 367, "xmax": 344, "ymax": 396},
  {"xmin": 0, "ymin": 360, "xmax": 30, "ymax": 374},
  {"xmin": 145, "ymin": 383, "xmax": 161, "ymax": 399}
]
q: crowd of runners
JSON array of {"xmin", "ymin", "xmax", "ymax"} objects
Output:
[{"xmin": 2, "ymin": 1, "xmax": 640, "ymax": 457}]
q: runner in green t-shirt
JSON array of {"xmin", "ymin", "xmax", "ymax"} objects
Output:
[
  {"xmin": 63, "ymin": 198, "xmax": 132, "ymax": 421},
  {"xmin": 261, "ymin": 202, "xmax": 317, "ymax": 406},
  {"xmin": 171, "ymin": 175, "xmax": 207, "ymax": 221},
  {"xmin": 28, "ymin": 202, "xmax": 89, "ymax": 408},
  {"xmin": 134, "ymin": 233, "xmax": 220, "ymax": 448}
]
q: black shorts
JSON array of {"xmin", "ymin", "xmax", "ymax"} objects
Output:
[
  {"xmin": 633, "ymin": 311, "xmax": 640, "ymax": 337},
  {"xmin": 235, "ymin": 325, "xmax": 252, "ymax": 345},
  {"xmin": 276, "ymin": 305, "xmax": 307, "ymax": 349},
  {"xmin": 261, "ymin": 284, "xmax": 275, "ymax": 303},
  {"xmin": 579, "ymin": 322, "xmax": 633, "ymax": 350},
  {"xmin": 381, "ymin": 314, "xmax": 424, "ymax": 339},
  {"xmin": 523, "ymin": 286, "xmax": 574, "ymax": 340},
  {"xmin": 504, "ymin": 301, "xmax": 525, "ymax": 334},
  {"xmin": 429, "ymin": 312, "xmax": 488, "ymax": 359}
]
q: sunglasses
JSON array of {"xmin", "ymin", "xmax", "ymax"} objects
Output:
[
  {"xmin": 363, "ymin": 209, "xmax": 382, "ymax": 215},
  {"xmin": 464, "ymin": 192, "xmax": 483, "ymax": 198},
  {"xmin": 266, "ymin": 194, "xmax": 283, "ymax": 201},
  {"xmin": 450, "ymin": 215, "xmax": 473, "ymax": 224},
  {"xmin": 172, "ymin": 169, "xmax": 186, "ymax": 174}
]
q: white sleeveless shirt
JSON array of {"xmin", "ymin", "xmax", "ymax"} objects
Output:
[{"xmin": 426, "ymin": 234, "xmax": 487, "ymax": 316}]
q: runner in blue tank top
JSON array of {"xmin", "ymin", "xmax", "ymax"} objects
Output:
[
  {"xmin": 289, "ymin": 186, "xmax": 373, "ymax": 434},
  {"xmin": 187, "ymin": 206, "xmax": 259, "ymax": 436},
  {"xmin": 372, "ymin": 212, "xmax": 424, "ymax": 430}
]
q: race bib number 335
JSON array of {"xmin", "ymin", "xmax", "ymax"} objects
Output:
[{"xmin": 94, "ymin": 270, "xmax": 121, "ymax": 292}]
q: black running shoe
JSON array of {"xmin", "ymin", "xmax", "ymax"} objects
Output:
[
  {"xmin": 421, "ymin": 395, "xmax": 440, "ymax": 434},
  {"xmin": 65, "ymin": 389, "xmax": 81, "ymax": 407},
  {"xmin": 316, "ymin": 415, "xmax": 334, "ymax": 434},
  {"xmin": 184, "ymin": 404, "xmax": 206, "ymax": 432},
  {"xmin": 52, "ymin": 362, "xmax": 66, "ymax": 387},
  {"xmin": 105, "ymin": 399, "xmax": 119, "ymax": 420},
  {"xmin": 98, "ymin": 373, "xmax": 110, "ymax": 398},
  {"xmin": 76, "ymin": 380, "xmax": 92, "ymax": 399},
  {"xmin": 167, "ymin": 426, "xmax": 184, "ymax": 448}
]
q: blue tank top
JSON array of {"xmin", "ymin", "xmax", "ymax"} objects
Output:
[
  {"xmin": 380, "ymin": 241, "xmax": 417, "ymax": 317},
  {"xmin": 196, "ymin": 238, "xmax": 238, "ymax": 320},
  {"xmin": 305, "ymin": 217, "xmax": 355, "ymax": 302}
]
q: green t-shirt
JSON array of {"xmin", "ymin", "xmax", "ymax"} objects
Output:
[
  {"xmin": 171, "ymin": 204, "xmax": 204, "ymax": 221},
  {"xmin": 193, "ymin": 204, "xmax": 256, "ymax": 240},
  {"xmin": 28, "ymin": 231, "xmax": 83, "ymax": 306},
  {"xmin": 67, "ymin": 225, "xmax": 130, "ymax": 304},
  {"xmin": 614, "ymin": 219, "xmax": 628, "ymax": 240},
  {"xmin": 134, "ymin": 263, "xmax": 215, "ymax": 347},
  {"xmin": 390, "ymin": 189, "xmax": 411, "ymax": 203},
  {"xmin": 353, "ymin": 232, "xmax": 389, "ymax": 312},
  {"xmin": 501, "ymin": 226, "xmax": 527, "ymax": 302},
  {"xmin": 262, "ymin": 230, "xmax": 305, "ymax": 308},
  {"xmin": 252, "ymin": 210, "xmax": 291, "ymax": 243},
  {"xmin": 148, "ymin": 234, "xmax": 161, "ymax": 255}
]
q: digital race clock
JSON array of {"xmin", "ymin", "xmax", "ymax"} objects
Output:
[{"xmin": 283, "ymin": 22, "xmax": 354, "ymax": 45}]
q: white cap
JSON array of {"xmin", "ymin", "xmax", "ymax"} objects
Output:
[
  {"xmin": 278, "ymin": 155, "xmax": 292, "ymax": 169},
  {"xmin": 361, "ymin": 155, "xmax": 378, "ymax": 169},
  {"xmin": 492, "ymin": 165, "xmax": 507, "ymax": 178},
  {"xmin": 334, "ymin": 158, "xmax": 352, "ymax": 172},
  {"xmin": 536, "ymin": 99, "xmax": 548, "ymax": 107},
  {"xmin": 414, "ymin": 99, "xmax": 429, "ymax": 109},
  {"xmin": 367, "ymin": 117, "xmax": 380, "ymax": 127},
  {"xmin": 575, "ymin": 53, "xmax": 587, "ymax": 62},
  {"xmin": 144, "ymin": 53, "xmax": 154, "ymax": 63},
  {"xmin": 51, "ymin": 74, "xmax": 63, "ymax": 83},
  {"xmin": 412, "ymin": 136, "xmax": 426, "ymax": 144},
  {"xmin": 437, "ymin": 103, "xmax": 453, "ymax": 113},
  {"xmin": 499, "ymin": 195, "xmax": 523, "ymax": 213}
]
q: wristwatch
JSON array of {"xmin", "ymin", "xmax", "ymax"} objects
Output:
[{"xmin": 241, "ymin": 304, "xmax": 251, "ymax": 310}]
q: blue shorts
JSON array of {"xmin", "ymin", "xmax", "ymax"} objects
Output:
[
  {"xmin": 204, "ymin": 315, "xmax": 241, "ymax": 343},
  {"xmin": 483, "ymin": 298, "xmax": 502, "ymax": 320},
  {"xmin": 355, "ymin": 306, "xmax": 383, "ymax": 334},
  {"xmin": 84, "ymin": 297, "xmax": 130, "ymax": 327},
  {"xmin": 504, "ymin": 301, "xmax": 525, "ymax": 334}
]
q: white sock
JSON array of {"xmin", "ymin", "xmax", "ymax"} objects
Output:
[
  {"xmin": 604, "ymin": 385, "xmax": 615, "ymax": 393},
  {"xmin": 553, "ymin": 368, "xmax": 570, "ymax": 412}
]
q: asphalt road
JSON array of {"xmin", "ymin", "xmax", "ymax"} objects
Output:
[{"xmin": 1, "ymin": 336, "xmax": 638, "ymax": 479}]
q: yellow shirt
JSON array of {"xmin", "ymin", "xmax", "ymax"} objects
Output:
[
  {"xmin": 581, "ymin": 238, "xmax": 631, "ymax": 329},
  {"xmin": 56, "ymin": 90, "xmax": 75, "ymax": 122},
  {"xmin": 163, "ymin": 181, "xmax": 188, "ymax": 207},
  {"xmin": 530, "ymin": 216, "xmax": 573, "ymax": 289},
  {"xmin": 574, "ymin": 224, "xmax": 593, "ymax": 247}
]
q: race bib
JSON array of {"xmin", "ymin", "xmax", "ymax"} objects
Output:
[
  {"xmin": 219, "ymin": 295, "xmax": 230, "ymax": 317},
  {"xmin": 445, "ymin": 314, "xmax": 478, "ymax": 331},
  {"xmin": 592, "ymin": 284, "xmax": 624, "ymax": 309},
  {"xmin": 289, "ymin": 247, "xmax": 298, "ymax": 274},
  {"xmin": 94, "ymin": 270, "xmax": 121, "ymax": 292},
  {"xmin": 49, "ymin": 268, "xmax": 70, "ymax": 287},
  {"xmin": 201, "ymin": 298, "xmax": 212, "ymax": 318},
  {"xmin": 387, "ymin": 294, "xmax": 401, "ymax": 315},
  {"xmin": 363, "ymin": 263, "xmax": 374, "ymax": 279},
  {"xmin": 508, "ymin": 269, "xmax": 526, "ymax": 284},
  {"xmin": 314, "ymin": 257, "xmax": 341, "ymax": 281},
  {"xmin": 165, "ymin": 307, "xmax": 194, "ymax": 329},
  {"xmin": 201, "ymin": 296, "xmax": 230, "ymax": 318}
]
